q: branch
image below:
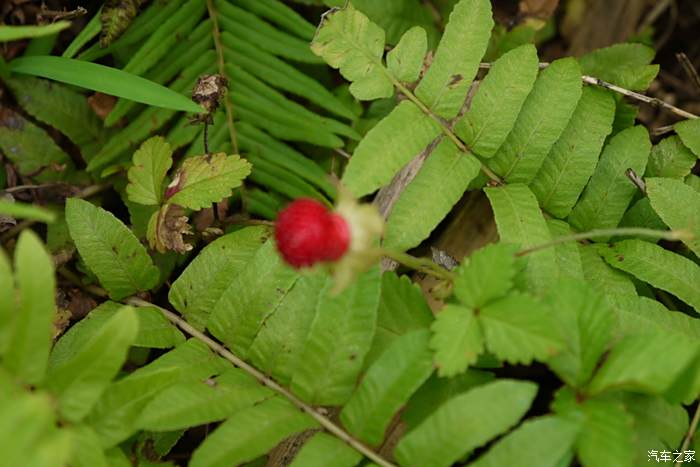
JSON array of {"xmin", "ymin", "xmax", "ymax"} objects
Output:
[
  {"xmin": 125, "ymin": 297, "xmax": 397, "ymax": 467},
  {"xmin": 478, "ymin": 62, "xmax": 699, "ymax": 121}
]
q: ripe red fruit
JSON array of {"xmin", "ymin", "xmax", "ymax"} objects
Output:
[{"xmin": 275, "ymin": 198, "xmax": 351, "ymax": 268}]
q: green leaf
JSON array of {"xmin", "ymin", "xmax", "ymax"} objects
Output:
[
  {"xmin": 599, "ymin": 240, "xmax": 700, "ymax": 312},
  {"xmin": 568, "ymin": 125, "xmax": 650, "ymax": 232},
  {"xmin": 414, "ymin": 0, "xmax": 493, "ymax": 118},
  {"xmin": 675, "ymin": 118, "xmax": 700, "ymax": 157},
  {"xmin": 66, "ymin": 198, "xmax": 159, "ymax": 300},
  {"xmin": 545, "ymin": 280, "xmax": 613, "ymax": 387},
  {"xmin": 547, "ymin": 219, "xmax": 584, "ymax": 280},
  {"xmin": 619, "ymin": 197, "xmax": 666, "ymax": 233},
  {"xmin": 488, "ymin": 57, "xmax": 582, "ymax": 183},
  {"xmin": 44, "ymin": 306, "xmax": 138, "ymax": 422},
  {"xmin": 645, "ymin": 135, "xmax": 697, "ymax": 179},
  {"xmin": 136, "ymin": 368, "xmax": 272, "ymax": 431},
  {"xmin": 579, "ymin": 43, "xmax": 659, "ymax": 91},
  {"xmin": 0, "ymin": 249, "xmax": 14, "ymax": 356},
  {"xmin": 386, "ymin": 26, "xmax": 426, "ymax": 83},
  {"xmin": 453, "ymin": 243, "xmax": 521, "ymax": 308},
  {"xmin": 206, "ymin": 240, "xmax": 298, "ymax": 358},
  {"xmin": 554, "ymin": 390, "xmax": 635, "ymax": 467},
  {"xmin": 0, "ymin": 22, "xmax": 70, "ymax": 41},
  {"xmin": 289, "ymin": 432, "xmax": 362, "ymax": 467},
  {"xmin": 531, "ymin": 86, "xmax": 615, "ymax": 218},
  {"xmin": 384, "ymin": 139, "xmax": 481, "ymax": 250},
  {"xmin": 394, "ymin": 380, "xmax": 537, "ymax": 467},
  {"xmin": 587, "ymin": 332, "xmax": 700, "ymax": 395},
  {"xmin": 127, "ymin": 137, "xmax": 174, "ymax": 205},
  {"xmin": 6, "ymin": 76, "xmax": 103, "ymax": 150},
  {"xmin": 469, "ymin": 416, "xmax": 578, "ymax": 467},
  {"xmin": 0, "ymin": 109, "xmax": 74, "ymax": 181},
  {"xmin": 613, "ymin": 295, "xmax": 700, "ymax": 341},
  {"xmin": 341, "ymin": 329, "xmax": 433, "ymax": 445},
  {"xmin": 189, "ymin": 397, "xmax": 317, "ymax": 467},
  {"xmin": 365, "ymin": 272, "xmax": 434, "ymax": 367},
  {"xmin": 646, "ymin": 177, "xmax": 700, "ymax": 258},
  {"xmin": 349, "ymin": 0, "xmax": 439, "ymax": 46},
  {"xmin": 454, "ymin": 44, "xmax": 539, "ymax": 159},
  {"xmin": 310, "ymin": 4, "xmax": 393, "ymax": 100},
  {"xmin": 625, "ymin": 393, "xmax": 688, "ymax": 454},
  {"xmin": 68, "ymin": 425, "xmax": 109, "ymax": 467},
  {"xmin": 578, "ymin": 244, "xmax": 637, "ymax": 306},
  {"xmin": 169, "ymin": 226, "xmax": 271, "ymax": 330},
  {"xmin": 248, "ymin": 271, "xmax": 327, "ymax": 385},
  {"xmin": 9, "ymin": 56, "xmax": 204, "ymax": 113},
  {"xmin": 402, "ymin": 370, "xmax": 495, "ymax": 431},
  {"xmin": 430, "ymin": 305, "xmax": 483, "ymax": 377},
  {"xmin": 291, "ymin": 267, "xmax": 381, "ymax": 406},
  {"xmin": 480, "ymin": 293, "xmax": 563, "ymax": 365},
  {"xmin": 87, "ymin": 366, "xmax": 181, "ymax": 447},
  {"xmin": 3, "ymin": 230, "xmax": 55, "ymax": 384},
  {"xmin": 0, "ymin": 199, "xmax": 56, "ymax": 223},
  {"xmin": 485, "ymin": 184, "xmax": 558, "ymax": 293},
  {"xmin": 167, "ymin": 153, "xmax": 251, "ymax": 210},
  {"xmin": 342, "ymin": 100, "xmax": 441, "ymax": 197}
]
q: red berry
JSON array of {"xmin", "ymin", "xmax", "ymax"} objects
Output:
[{"xmin": 275, "ymin": 198, "xmax": 351, "ymax": 268}]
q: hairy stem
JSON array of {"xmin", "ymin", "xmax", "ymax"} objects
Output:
[
  {"xmin": 517, "ymin": 227, "xmax": 692, "ymax": 256},
  {"xmin": 125, "ymin": 297, "xmax": 397, "ymax": 467},
  {"xmin": 381, "ymin": 248, "xmax": 455, "ymax": 281},
  {"xmin": 677, "ymin": 400, "xmax": 700, "ymax": 465}
]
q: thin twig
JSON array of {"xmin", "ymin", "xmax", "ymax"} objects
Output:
[
  {"xmin": 381, "ymin": 248, "xmax": 455, "ymax": 281},
  {"xmin": 517, "ymin": 227, "xmax": 691, "ymax": 257},
  {"xmin": 677, "ymin": 402, "xmax": 700, "ymax": 465},
  {"xmin": 677, "ymin": 53, "xmax": 700, "ymax": 93},
  {"xmin": 478, "ymin": 62, "xmax": 699, "ymax": 120},
  {"xmin": 125, "ymin": 297, "xmax": 397, "ymax": 467},
  {"xmin": 206, "ymin": 0, "xmax": 238, "ymax": 155}
]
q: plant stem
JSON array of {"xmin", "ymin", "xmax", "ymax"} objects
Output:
[
  {"xmin": 125, "ymin": 297, "xmax": 397, "ymax": 467},
  {"xmin": 517, "ymin": 227, "xmax": 692, "ymax": 256},
  {"xmin": 677, "ymin": 401, "xmax": 700, "ymax": 465},
  {"xmin": 381, "ymin": 248, "xmax": 455, "ymax": 280},
  {"xmin": 206, "ymin": 0, "xmax": 238, "ymax": 154}
]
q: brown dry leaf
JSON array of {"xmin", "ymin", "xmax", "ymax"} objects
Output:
[
  {"xmin": 149, "ymin": 204, "xmax": 194, "ymax": 254},
  {"xmin": 88, "ymin": 93, "xmax": 117, "ymax": 120}
]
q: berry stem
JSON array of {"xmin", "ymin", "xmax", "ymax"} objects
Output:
[{"xmin": 380, "ymin": 248, "xmax": 455, "ymax": 281}]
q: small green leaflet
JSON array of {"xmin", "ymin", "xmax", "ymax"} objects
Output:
[
  {"xmin": 645, "ymin": 136, "xmax": 696, "ymax": 179},
  {"xmin": 579, "ymin": 43, "xmax": 659, "ymax": 91},
  {"xmin": 414, "ymin": 0, "xmax": 493, "ymax": 119},
  {"xmin": 453, "ymin": 243, "xmax": 521, "ymax": 309},
  {"xmin": 646, "ymin": 177, "xmax": 700, "ymax": 258},
  {"xmin": 65, "ymin": 198, "xmax": 159, "ymax": 300},
  {"xmin": 386, "ymin": 26, "xmax": 427, "ymax": 84},
  {"xmin": 44, "ymin": 306, "xmax": 138, "ymax": 422},
  {"xmin": 395, "ymin": 380, "xmax": 537, "ymax": 467},
  {"xmin": 340, "ymin": 329, "xmax": 433, "ymax": 446},
  {"xmin": 454, "ymin": 44, "xmax": 539, "ymax": 159},
  {"xmin": 127, "ymin": 137, "xmax": 174, "ymax": 206},
  {"xmin": 480, "ymin": 293, "xmax": 563, "ymax": 365},
  {"xmin": 469, "ymin": 416, "xmax": 578, "ymax": 467},
  {"xmin": 531, "ymin": 86, "xmax": 615, "ymax": 218},
  {"xmin": 487, "ymin": 57, "xmax": 582, "ymax": 183},
  {"xmin": 342, "ymin": 100, "xmax": 441, "ymax": 197},
  {"xmin": 383, "ymin": 138, "xmax": 481, "ymax": 251},
  {"xmin": 167, "ymin": 153, "xmax": 251, "ymax": 210},
  {"xmin": 568, "ymin": 125, "xmax": 650, "ymax": 233},
  {"xmin": 599, "ymin": 240, "xmax": 700, "ymax": 313},
  {"xmin": 485, "ymin": 184, "xmax": 558, "ymax": 293},
  {"xmin": 288, "ymin": 432, "xmax": 362, "ymax": 467},
  {"xmin": 3, "ymin": 231, "xmax": 55, "ymax": 385},
  {"xmin": 430, "ymin": 305, "xmax": 483, "ymax": 377},
  {"xmin": 674, "ymin": 118, "xmax": 700, "ymax": 157},
  {"xmin": 189, "ymin": 396, "xmax": 317, "ymax": 467},
  {"xmin": 310, "ymin": 3, "xmax": 393, "ymax": 100}
]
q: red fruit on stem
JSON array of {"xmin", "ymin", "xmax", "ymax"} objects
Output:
[{"xmin": 275, "ymin": 198, "xmax": 351, "ymax": 268}]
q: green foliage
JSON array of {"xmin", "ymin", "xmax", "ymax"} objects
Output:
[{"xmin": 3, "ymin": 0, "xmax": 700, "ymax": 465}]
